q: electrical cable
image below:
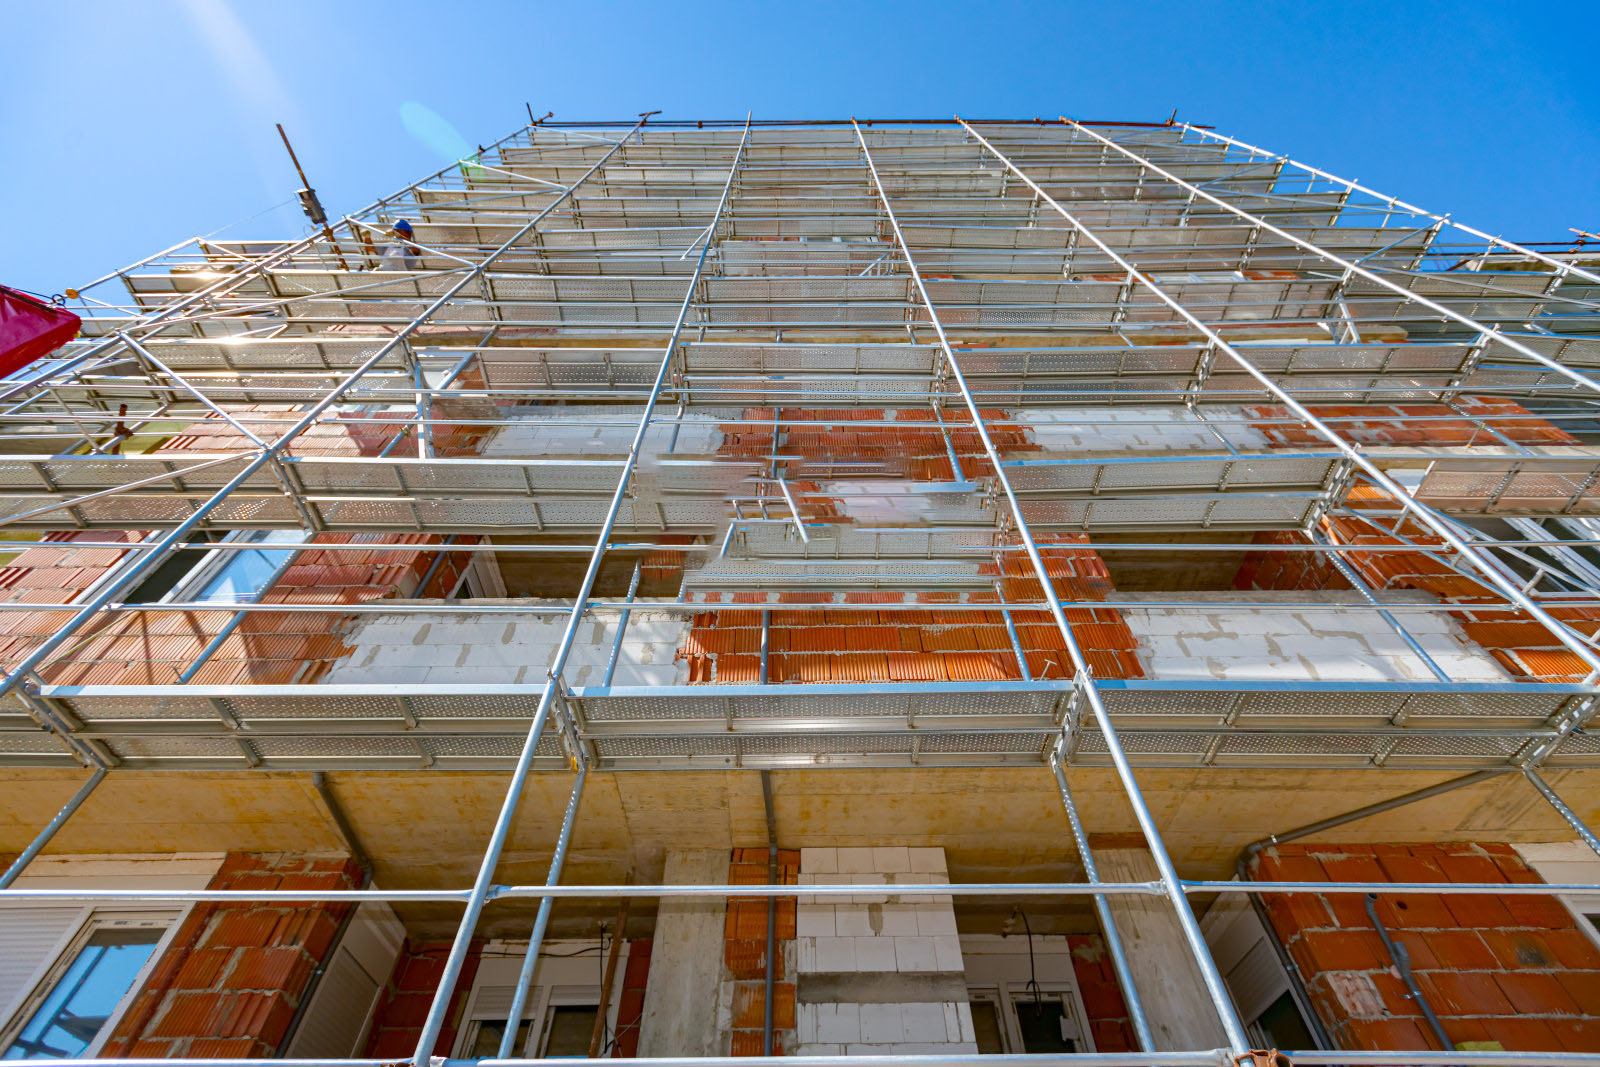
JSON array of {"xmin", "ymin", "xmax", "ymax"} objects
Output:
[{"xmin": 1011, "ymin": 906, "xmax": 1042, "ymax": 1006}]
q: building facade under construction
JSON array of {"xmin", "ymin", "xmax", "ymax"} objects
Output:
[{"xmin": 2, "ymin": 114, "xmax": 1600, "ymax": 1064}]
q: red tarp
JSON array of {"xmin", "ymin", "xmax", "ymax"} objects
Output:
[{"xmin": 0, "ymin": 286, "xmax": 81, "ymax": 379}]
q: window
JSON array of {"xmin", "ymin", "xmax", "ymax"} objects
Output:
[
  {"xmin": 541, "ymin": 1005, "xmax": 598, "ymax": 1058},
  {"xmin": 965, "ymin": 987, "xmax": 1086, "ymax": 1054},
  {"xmin": 175, "ymin": 529, "xmax": 306, "ymax": 604},
  {"xmin": 960, "ymin": 935, "xmax": 1094, "ymax": 1055},
  {"xmin": 460, "ymin": 1003, "xmax": 598, "ymax": 1059},
  {"xmin": 1246, "ymin": 991, "xmax": 1314, "ymax": 1052},
  {"xmin": 0, "ymin": 915, "xmax": 175, "ymax": 1060},
  {"xmin": 185, "ymin": 529, "xmax": 305, "ymax": 603},
  {"xmin": 467, "ymin": 1019, "xmax": 532, "ymax": 1059},
  {"xmin": 451, "ymin": 938, "xmax": 621, "ymax": 1060}
]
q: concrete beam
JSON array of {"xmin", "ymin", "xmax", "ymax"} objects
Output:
[
  {"xmin": 637, "ymin": 848, "xmax": 729, "ymax": 1056},
  {"xmin": 1095, "ymin": 846, "xmax": 1232, "ymax": 1051}
]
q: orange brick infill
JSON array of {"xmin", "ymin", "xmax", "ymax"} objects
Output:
[
  {"xmin": 104, "ymin": 852, "xmax": 361, "ymax": 1059},
  {"xmin": 611, "ymin": 938, "xmax": 652, "ymax": 1058},
  {"xmin": 725, "ymin": 849, "xmax": 797, "ymax": 1055},
  {"xmin": 1247, "ymin": 842, "xmax": 1600, "ymax": 1053},
  {"xmin": 1066, "ymin": 934, "xmax": 1136, "ymax": 1052},
  {"xmin": 679, "ymin": 536, "xmax": 1144, "ymax": 684},
  {"xmin": 363, "ymin": 939, "xmax": 486, "ymax": 1059},
  {"xmin": 1235, "ymin": 518, "xmax": 1592, "ymax": 682},
  {"xmin": 1243, "ymin": 399, "xmax": 1579, "ymax": 449}
]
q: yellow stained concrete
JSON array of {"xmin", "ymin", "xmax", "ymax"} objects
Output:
[{"xmin": 3, "ymin": 766, "xmax": 1596, "ymax": 937}]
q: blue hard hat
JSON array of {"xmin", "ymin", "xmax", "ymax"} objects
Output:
[{"xmin": 392, "ymin": 219, "xmax": 414, "ymax": 234}]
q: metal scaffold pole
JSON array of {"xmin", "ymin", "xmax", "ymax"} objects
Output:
[
  {"xmin": 853, "ymin": 118, "xmax": 1251, "ymax": 1054},
  {"xmin": 409, "ymin": 112, "xmax": 749, "ymax": 1067}
]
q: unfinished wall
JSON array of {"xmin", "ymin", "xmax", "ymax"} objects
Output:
[
  {"xmin": 1240, "ymin": 521, "xmax": 1600, "ymax": 684},
  {"xmin": 1121, "ymin": 590, "xmax": 1509, "ymax": 683},
  {"xmin": 319, "ymin": 606, "xmax": 690, "ymax": 687},
  {"xmin": 1248, "ymin": 841, "xmax": 1600, "ymax": 1052},
  {"xmin": 483, "ymin": 407, "xmax": 723, "ymax": 457},
  {"xmin": 611, "ymin": 938, "xmax": 652, "ymax": 1058},
  {"xmin": 793, "ymin": 846, "xmax": 975, "ymax": 1055},
  {"xmin": 681, "ymin": 536, "xmax": 1142, "ymax": 685}
]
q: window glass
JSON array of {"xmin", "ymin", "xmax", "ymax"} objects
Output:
[
  {"xmin": 468, "ymin": 1019, "xmax": 531, "ymax": 1059},
  {"xmin": 4, "ymin": 929, "xmax": 162, "ymax": 1059},
  {"xmin": 1249, "ymin": 991, "xmax": 1313, "ymax": 1051},
  {"xmin": 1013, "ymin": 998, "xmax": 1076, "ymax": 1053},
  {"xmin": 542, "ymin": 1006, "xmax": 597, "ymax": 1057},
  {"xmin": 969, "ymin": 999, "xmax": 1005, "ymax": 1054},
  {"xmin": 191, "ymin": 530, "xmax": 306, "ymax": 603}
]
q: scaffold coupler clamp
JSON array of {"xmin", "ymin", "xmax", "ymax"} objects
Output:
[
  {"xmin": 1232, "ymin": 1050, "xmax": 1290, "ymax": 1067},
  {"xmin": 548, "ymin": 677, "xmax": 585, "ymax": 766}
]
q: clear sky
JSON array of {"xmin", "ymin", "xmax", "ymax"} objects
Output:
[{"xmin": 4, "ymin": 0, "xmax": 1596, "ymax": 295}]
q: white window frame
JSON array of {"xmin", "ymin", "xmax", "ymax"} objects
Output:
[
  {"xmin": 451, "ymin": 939, "xmax": 627, "ymax": 1060},
  {"xmin": 965, "ymin": 982, "xmax": 1093, "ymax": 1054},
  {"xmin": 958, "ymin": 934, "xmax": 1094, "ymax": 1054},
  {"xmin": 158, "ymin": 528, "xmax": 306, "ymax": 605},
  {"xmin": 1513, "ymin": 841, "xmax": 1600, "ymax": 955},
  {"xmin": 0, "ymin": 905, "xmax": 186, "ymax": 1060}
]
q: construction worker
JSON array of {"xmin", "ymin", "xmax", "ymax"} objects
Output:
[{"xmin": 378, "ymin": 219, "xmax": 422, "ymax": 271}]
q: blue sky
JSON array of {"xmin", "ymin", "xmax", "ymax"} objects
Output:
[{"xmin": 4, "ymin": 1, "xmax": 1596, "ymax": 295}]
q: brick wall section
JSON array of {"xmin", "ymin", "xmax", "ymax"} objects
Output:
[
  {"xmin": 361, "ymin": 939, "xmax": 487, "ymax": 1059},
  {"xmin": 717, "ymin": 407, "xmax": 1030, "ymax": 482},
  {"xmin": 0, "ymin": 367, "xmax": 493, "ymax": 684},
  {"xmin": 680, "ymin": 536, "xmax": 1142, "ymax": 685},
  {"xmin": 1243, "ymin": 397, "xmax": 1579, "ymax": 449},
  {"xmin": 1248, "ymin": 842, "xmax": 1600, "ymax": 1052},
  {"xmin": 677, "ymin": 406, "xmax": 1145, "ymax": 684},
  {"xmin": 2, "ymin": 532, "xmax": 466, "ymax": 687},
  {"xmin": 1236, "ymin": 518, "xmax": 1600, "ymax": 682},
  {"xmin": 1238, "ymin": 397, "xmax": 1592, "ymax": 682},
  {"xmin": 103, "ymin": 852, "xmax": 359, "ymax": 1059},
  {"xmin": 1065, "ymin": 934, "xmax": 1136, "ymax": 1053},
  {"xmin": 611, "ymin": 938, "xmax": 652, "ymax": 1058},
  {"xmin": 727, "ymin": 847, "xmax": 799, "ymax": 1056}
]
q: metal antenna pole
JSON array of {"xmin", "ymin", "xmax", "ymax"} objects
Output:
[{"xmin": 276, "ymin": 123, "xmax": 350, "ymax": 270}]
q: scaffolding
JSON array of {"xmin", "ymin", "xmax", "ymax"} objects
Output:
[{"xmin": 3, "ymin": 114, "xmax": 1600, "ymax": 1065}]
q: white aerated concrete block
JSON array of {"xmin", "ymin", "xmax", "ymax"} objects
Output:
[
  {"xmin": 853, "ymin": 935, "xmax": 898, "ymax": 972},
  {"xmin": 878, "ymin": 904, "xmax": 921, "ymax": 937},
  {"xmin": 796, "ymin": 904, "xmax": 834, "ymax": 938},
  {"xmin": 901, "ymin": 1003, "xmax": 948, "ymax": 1043},
  {"xmin": 915, "ymin": 905, "xmax": 958, "ymax": 936},
  {"xmin": 872, "ymin": 846, "xmax": 910, "ymax": 873},
  {"xmin": 851, "ymin": 873, "xmax": 889, "ymax": 904},
  {"xmin": 796, "ymin": 1004, "xmax": 819, "ymax": 1043},
  {"xmin": 895, "ymin": 936, "xmax": 937, "ymax": 972},
  {"xmin": 859, "ymin": 1004, "xmax": 903, "ymax": 1044},
  {"xmin": 932, "ymin": 935, "xmax": 964, "ymax": 971},
  {"xmin": 815, "ymin": 1004, "xmax": 860, "ymax": 1044},
  {"xmin": 833, "ymin": 904, "xmax": 872, "ymax": 937},
  {"xmin": 801, "ymin": 847, "xmax": 838, "ymax": 874},
  {"xmin": 812, "ymin": 936, "xmax": 856, "ymax": 972},
  {"xmin": 837, "ymin": 847, "xmax": 874, "ymax": 873},
  {"xmin": 908, "ymin": 847, "xmax": 947, "ymax": 873}
]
